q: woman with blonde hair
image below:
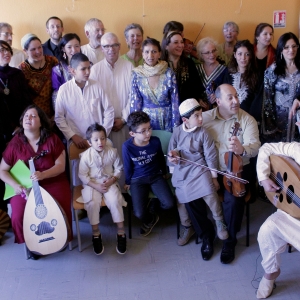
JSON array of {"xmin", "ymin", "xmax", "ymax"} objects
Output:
[{"xmin": 196, "ymin": 37, "xmax": 228, "ymax": 109}]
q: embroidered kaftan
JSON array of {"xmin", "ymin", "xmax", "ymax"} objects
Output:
[
  {"xmin": 262, "ymin": 62, "xmax": 300, "ymax": 142},
  {"xmin": 130, "ymin": 68, "xmax": 180, "ymax": 132}
]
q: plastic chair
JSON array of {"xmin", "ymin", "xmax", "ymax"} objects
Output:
[{"xmin": 69, "ymin": 142, "xmax": 132, "ymax": 251}]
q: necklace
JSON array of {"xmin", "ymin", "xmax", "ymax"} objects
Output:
[{"xmin": 0, "ymin": 78, "xmax": 9, "ymax": 95}]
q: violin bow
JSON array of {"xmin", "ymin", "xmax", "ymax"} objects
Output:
[
  {"xmin": 193, "ymin": 23, "xmax": 206, "ymax": 44},
  {"xmin": 165, "ymin": 155, "xmax": 249, "ymax": 184}
]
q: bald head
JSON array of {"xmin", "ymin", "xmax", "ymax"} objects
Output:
[
  {"xmin": 101, "ymin": 32, "xmax": 120, "ymax": 66},
  {"xmin": 215, "ymin": 84, "xmax": 240, "ymax": 119},
  {"xmin": 101, "ymin": 32, "xmax": 119, "ymax": 45}
]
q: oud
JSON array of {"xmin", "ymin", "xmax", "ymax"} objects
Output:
[
  {"xmin": 265, "ymin": 155, "xmax": 300, "ymax": 219},
  {"xmin": 23, "ymin": 152, "xmax": 68, "ymax": 255}
]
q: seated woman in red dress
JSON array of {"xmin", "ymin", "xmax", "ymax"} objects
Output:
[{"xmin": 0, "ymin": 105, "xmax": 72, "ymax": 245}]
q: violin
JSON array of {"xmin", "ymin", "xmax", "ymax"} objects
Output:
[
  {"xmin": 183, "ymin": 23, "xmax": 206, "ymax": 61},
  {"xmin": 183, "ymin": 38, "xmax": 198, "ymax": 60},
  {"xmin": 223, "ymin": 122, "xmax": 247, "ymax": 197}
]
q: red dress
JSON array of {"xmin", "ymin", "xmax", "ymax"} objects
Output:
[{"xmin": 2, "ymin": 133, "xmax": 72, "ymax": 244}]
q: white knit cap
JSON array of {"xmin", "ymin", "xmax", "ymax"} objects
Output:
[
  {"xmin": 21, "ymin": 33, "xmax": 37, "ymax": 49},
  {"xmin": 179, "ymin": 98, "xmax": 201, "ymax": 116}
]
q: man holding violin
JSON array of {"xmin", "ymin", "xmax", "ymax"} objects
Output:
[{"xmin": 202, "ymin": 84, "xmax": 260, "ymax": 264}]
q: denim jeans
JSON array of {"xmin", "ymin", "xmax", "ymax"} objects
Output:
[{"xmin": 130, "ymin": 174, "xmax": 174, "ymax": 224}]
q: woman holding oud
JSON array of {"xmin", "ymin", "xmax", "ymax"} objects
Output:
[{"xmin": 0, "ymin": 105, "xmax": 72, "ymax": 247}]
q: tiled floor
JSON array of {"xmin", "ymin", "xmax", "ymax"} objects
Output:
[{"xmin": 1, "ymin": 199, "xmax": 299, "ymax": 300}]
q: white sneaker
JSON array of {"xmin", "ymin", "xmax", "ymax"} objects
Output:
[
  {"xmin": 215, "ymin": 220, "xmax": 229, "ymax": 240},
  {"xmin": 177, "ymin": 226, "xmax": 195, "ymax": 246}
]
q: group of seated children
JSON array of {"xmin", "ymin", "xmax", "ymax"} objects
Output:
[
  {"xmin": 79, "ymin": 97, "xmax": 228, "ymax": 256},
  {"xmin": 58, "ymin": 42, "xmax": 227, "ymax": 256}
]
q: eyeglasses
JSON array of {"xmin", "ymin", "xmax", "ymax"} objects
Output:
[
  {"xmin": 223, "ymin": 29, "xmax": 238, "ymax": 34},
  {"xmin": 283, "ymin": 45, "xmax": 299, "ymax": 50},
  {"xmin": 101, "ymin": 43, "xmax": 120, "ymax": 50},
  {"xmin": 201, "ymin": 49, "xmax": 217, "ymax": 55},
  {"xmin": 135, "ymin": 127, "xmax": 152, "ymax": 135},
  {"xmin": 0, "ymin": 48, "xmax": 11, "ymax": 54},
  {"xmin": 96, "ymin": 28, "xmax": 106, "ymax": 34},
  {"xmin": 0, "ymin": 32, "xmax": 13, "ymax": 38}
]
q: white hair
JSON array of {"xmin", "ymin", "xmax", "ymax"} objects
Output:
[{"xmin": 84, "ymin": 18, "xmax": 103, "ymax": 33}]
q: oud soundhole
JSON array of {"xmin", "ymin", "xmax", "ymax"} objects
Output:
[
  {"xmin": 35, "ymin": 204, "xmax": 47, "ymax": 219},
  {"xmin": 287, "ymin": 185, "xmax": 294, "ymax": 204},
  {"xmin": 279, "ymin": 194, "xmax": 283, "ymax": 202},
  {"xmin": 283, "ymin": 172, "xmax": 288, "ymax": 181}
]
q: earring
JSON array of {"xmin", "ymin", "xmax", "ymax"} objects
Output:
[
  {"xmin": 63, "ymin": 52, "xmax": 66, "ymax": 59},
  {"xmin": 281, "ymin": 52, "xmax": 283, "ymax": 59}
]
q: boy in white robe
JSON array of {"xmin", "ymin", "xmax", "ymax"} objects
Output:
[{"xmin": 78, "ymin": 123, "xmax": 127, "ymax": 255}]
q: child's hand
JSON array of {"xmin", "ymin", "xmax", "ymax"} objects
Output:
[
  {"xmin": 212, "ymin": 178, "xmax": 220, "ymax": 191},
  {"xmin": 95, "ymin": 182, "xmax": 109, "ymax": 193},
  {"xmin": 124, "ymin": 184, "xmax": 130, "ymax": 192},
  {"xmin": 168, "ymin": 150, "xmax": 180, "ymax": 164},
  {"xmin": 103, "ymin": 177, "xmax": 115, "ymax": 189}
]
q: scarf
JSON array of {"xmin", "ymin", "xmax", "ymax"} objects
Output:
[
  {"xmin": 254, "ymin": 44, "xmax": 276, "ymax": 69},
  {"xmin": 133, "ymin": 60, "xmax": 168, "ymax": 77}
]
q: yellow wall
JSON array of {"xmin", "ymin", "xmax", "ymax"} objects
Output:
[{"xmin": 0, "ymin": 0, "xmax": 299, "ymax": 53}]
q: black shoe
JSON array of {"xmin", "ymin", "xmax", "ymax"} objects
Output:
[
  {"xmin": 28, "ymin": 252, "xmax": 40, "ymax": 260},
  {"xmin": 92, "ymin": 234, "xmax": 104, "ymax": 255},
  {"xmin": 140, "ymin": 214, "xmax": 159, "ymax": 237},
  {"xmin": 116, "ymin": 234, "xmax": 127, "ymax": 255},
  {"xmin": 220, "ymin": 246, "xmax": 235, "ymax": 264},
  {"xmin": 201, "ymin": 238, "xmax": 214, "ymax": 261}
]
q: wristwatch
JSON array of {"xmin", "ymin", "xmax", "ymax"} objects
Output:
[{"xmin": 121, "ymin": 118, "xmax": 127, "ymax": 125}]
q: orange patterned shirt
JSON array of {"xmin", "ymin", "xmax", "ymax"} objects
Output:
[{"xmin": 19, "ymin": 55, "xmax": 58, "ymax": 117}]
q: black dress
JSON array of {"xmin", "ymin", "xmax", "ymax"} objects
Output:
[
  {"xmin": 0, "ymin": 65, "xmax": 32, "ymax": 211},
  {"xmin": 168, "ymin": 57, "xmax": 203, "ymax": 103}
]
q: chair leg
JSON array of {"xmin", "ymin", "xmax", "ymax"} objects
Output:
[
  {"xmin": 176, "ymin": 212, "xmax": 180, "ymax": 239},
  {"xmin": 246, "ymin": 202, "xmax": 250, "ymax": 247},
  {"xmin": 288, "ymin": 244, "xmax": 292, "ymax": 253},
  {"xmin": 74, "ymin": 210, "xmax": 82, "ymax": 252},
  {"xmin": 127, "ymin": 198, "xmax": 132, "ymax": 239},
  {"xmin": 68, "ymin": 241, "xmax": 72, "ymax": 251}
]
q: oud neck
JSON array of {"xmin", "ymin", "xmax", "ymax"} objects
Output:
[{"xmin": 29, "ymin": 159, "xmax": 44, "ymax": 206}]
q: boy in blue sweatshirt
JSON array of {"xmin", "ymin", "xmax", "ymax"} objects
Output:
[{"xmin": 122, "ymin": 111, "xmax": 174, "ymax": 236}]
